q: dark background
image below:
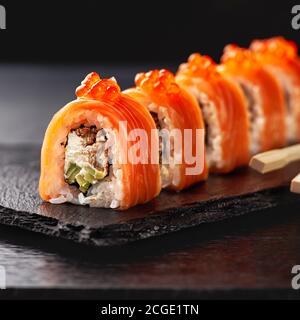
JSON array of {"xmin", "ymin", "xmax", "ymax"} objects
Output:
[
  {"xmin": 0, "ymin": 0, "xmax": 299, "ymax": 145},
  {"xmin": 0, "ymin": 0, "xmax": 299, "ymax": 64},
  {"xmin": 0, "ymin": 1, "xmax": 300, "ymax": 299}
]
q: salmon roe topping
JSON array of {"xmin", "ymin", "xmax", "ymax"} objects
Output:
[
  {"xmin": 178, "ymin": 53, "xmax": 219, "ymax": 79},
  {"xmin": 76, "ymin": 72, "xmax": 121, "ymax": 101},
  {"xmin": 251, "ymin": 37, "xmax": 298, "ymax": 61},
  {"xmin": 135, "ymin": 69, "xmax": 180, "ymax": 96},
  {"xmin": 221, "ymin": 44, "xmax": 260, "ymax": 70}
]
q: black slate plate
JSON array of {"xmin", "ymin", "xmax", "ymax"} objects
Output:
[{"xmin": 0, "ymin": 144, "xmax": 300, "ymax": 247}]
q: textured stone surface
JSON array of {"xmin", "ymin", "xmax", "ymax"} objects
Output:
[
  {"xmin": 1, "ymin": 144, "xmax": 300, "ymax": 247},
  {"xmin": 1, "ymin": 65, "xmax": 300, "ymax": 298}
]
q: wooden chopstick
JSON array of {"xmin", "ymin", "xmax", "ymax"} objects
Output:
[
  {"xmin": 249, "ymin": 144, "xmax": 300, "ymax": 174},
  {"xmin": 291, "ymin": 173, "xmax": 300, "ymax": 194}
]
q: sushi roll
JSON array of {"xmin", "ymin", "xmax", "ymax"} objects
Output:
[
  {"xmin": 124, "ymin": 69, "xmax": 208, "ymax": 191},
  {"xmin": 220, "ymin": 45, "xmax": 287, "ymax": 154},
  {"xmin": 176, "ymin": 54, "xmax": 250, "ymax": 173},
  {"xmin": 250, "ymin": 37, "xmax": 300, "ymax": 142},
  {"xmin": 39, "ymin": 72, "xmax": 161, "ymax": 209}
]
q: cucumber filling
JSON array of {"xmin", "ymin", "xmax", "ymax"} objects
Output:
[{"xmin": 64, "ymin": 125, "xmax": 109, "ymax": 194}]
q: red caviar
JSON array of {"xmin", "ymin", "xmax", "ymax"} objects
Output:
[
  {"xmin": 177, "ymin": 53, "xmax": 219, "ymax": 79},
  {"xmin": 251, "ymin": 37, "xmax": 298, "ymax": 61},
  {"xmin": 221, "ymin": 45, "xmax": 261, "ymax": 70},
  {"xmin": 76, "ymin": 72, "xmax": 121, "ymax": 101},
  {"xmin": 135, "ymin": 69, "xmax": 180, "ymax": 96}
]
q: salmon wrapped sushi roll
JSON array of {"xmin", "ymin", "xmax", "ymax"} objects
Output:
[
  {"xmin": 176, "ymin": 54, "xmax": 250, "ymax": 173},
  {"xmin": 250, "ymin": 37, "xmax": 300, "ymax": 142},
  {"xmin": 39, "ymin": 72, "xmax": 161, "ymax": 210},
  {"xmin": 220, "ymin": 45, "xmax": 287, "ymax": 154},
  {"xmin": 124, "ymin": 69, "xmax": 208, "ymax": 191}
]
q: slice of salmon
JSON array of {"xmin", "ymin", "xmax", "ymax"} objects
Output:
[
  {"xmin": 221, "ymin": 45, "xmax": 287, "ymax": 153},
  {"xmin": 125, "ymin": 69, "xmax": 208, "ymax": 191},
  {"xmin": 40, "ymin": 73, "xmax": 161, "ymax": 209},
  {"xmin": 250, "ymin": 37, "xmax": 300, "ymax": 141},
  {"xmin": 176, "ymin": 53, "xmax": 250, "ymax": 173}
]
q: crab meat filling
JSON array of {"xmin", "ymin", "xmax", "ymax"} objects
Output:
[{"xmin": 64, "ymin": 125, "xmax": 109, "ymax": 194}]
